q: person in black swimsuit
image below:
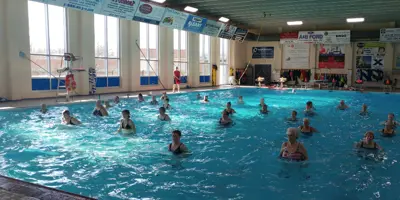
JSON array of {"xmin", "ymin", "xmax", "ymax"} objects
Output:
[
  {"xmin": 40, "ymin": 104, "xmax": 48, "ymax": 114},
  {"xmin": 150, "ymin": 96, "xmax": 159, "ymax": 105},
  {"xmin": 356, "ymin": 131, "xmax": 382, "ymax": 150},
  {"xmin": 202, "ymin": 96, "xmax": 210, "ymax": 103},
  {"xmin": 116, "ymin": 110, "xmax": 136, "ymax": 134},
  {"xmin": 168, "ymin": 130, "xmax": 188, "ymax": 155},
  {"xmin": 138, "ymin": 93, "xmax": 145, "ymax": 102},
  {"xmin": 93, "ymin": 100, "xmax": 108, "ymax": 116},
  {"xmin": 163, "ymin": 98, "xmax": 172, "ymax": 110},
  {"xmin": 158, "ymin": 107, "xmax": 171, "ymax": 121},
  {"xmin": 62, "ymin": 110, "xmax": 81, "ymax": 125},
  {"xmin": 223, "ymin": 102, "xmax": 236, "ymax": 115},
  {"xmin": 298, "ymin": 118, "xmax": 318, "ymax": 134}
]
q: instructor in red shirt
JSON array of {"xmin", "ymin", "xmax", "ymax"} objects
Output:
[{"xmin": 173, "ymin": 67, "xmax": 181, "ymax": 93}]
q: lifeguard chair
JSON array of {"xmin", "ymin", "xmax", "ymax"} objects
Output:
[{"xmin": 56, "ymin": 53, "xmax": 85, "ymax": 102}]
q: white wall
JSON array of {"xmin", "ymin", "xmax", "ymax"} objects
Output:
[{"xmin": 0, "ymin": 1, "xmax": 8, "ymax": 98}]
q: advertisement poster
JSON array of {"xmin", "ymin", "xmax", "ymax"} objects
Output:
[
  {"xmin": 283, "ymin": 43, "xmax": 310, "ymax": 69},
  {"xmin": 356, "ymin": 42, "xmax": 386, "ymax": 81},
  {"xmin": 218, "ymin": 24, "xmax": 237, "ymax": 40},
  {"xmin": 201, "ymin": 20, "xmax": 222, "ymax": 37},
  {"xmin": 252, "ymin": 47, "xmax": 274, "ymax": 59},
  {"xmin": 99, "ymin": 0, "xmax": 139, "ymax": 19},
  {"xmin": 41, "ymin": 0, "xmax": 103, "ymax": 12},
  {"xmin": 160, "ymin": 8, "xmax": 189, "ymax": 30},
  {"xmin": 380, "ymin": 28, "xmax": 400, "ymax": 42},
  {"xmin": 182, "ymin": 15, "xmax": 207, "ymax": 33},
  {"xmin": 298, "ymin": 30, "xmax": 350, "ymax": 44},
  {"xmin": 232, "ymin": 28, "xmax": 248, "ymax": 43},
  {"xmin": 280, "ymin": 32, "xmax": 298, "ymax": 44},
  {"xmin": 318, "ymin": 44, "xmax": 345, "ymax": 68},
  {"xmin": 133, "ymin": 2, "xmax": 166, "ymax": 25}
]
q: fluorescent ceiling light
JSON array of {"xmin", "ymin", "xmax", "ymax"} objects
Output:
[
  {"xmin": 184, "ymin": 6, "xmax": 198, "ymax": 13},
  {"xmin": 219, "ymin": 17, "xmax": 230, "ymax": 23},
  {"xmin": 346, "ymin": 18, "xmax": 364, "ymax": 23},
  {"xmin": 150, "ymin": 0, "xmax": 166, "ymax": 3},
  {"xmin": 287, "ymin": 21, "xmax": 303, "ymax": 26}
]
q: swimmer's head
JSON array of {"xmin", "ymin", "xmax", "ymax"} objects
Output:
[
  {"xmin": 204, "ymin": 96, "xmax": 209, "ymax": 100},
  {"xmin": 286, "ymin": 128, "xmax": 298, "ymax": 140},
  {"xmin": 260, "ymin": 98, "xmax": 265, "ymax": 103},
  {"xmin": 41, "ymin": 104, "xmax": 46, "ymax": 109},
  {"xmin": 96, "ymin": 100, "xmax": 102, "ymax": 107},
  {"xmin": 227, "ymin": 102, "xmax": 232, "ymax": 108},
  {"xmin": 62, "ymin": 110, "xmax": 70, "ymax": 117},
  {"xmin": 114, "ymin": 96, "xmax": 120, "ymax": 103},
  {"xmin": 303, "ymin": 118, "xmax": 310, "ymax": 126},
  {"xmin": 172, "ymin": 130, "xmax": 182, "ymax": 143},
  {"xmin": 159, "ymin": 107, "xmax": 166, "ymax": 114},
  {"xmin": 388, "ymin": 113, "xmax": 395, "ymax": 120},
  {"xmin": 362, "ymin": 104, "xmax": 367, "ymax": 110},
  {"xmin": 152, "ymin": 96, "xmax": 156, "ymax": 100},
  {"xmin": 138, "ymin": 93, "xmax": 143, "ymax": 98},
  {"xmin": 292, "ymin": 110, "xmax": 297, "ymax": 117},
  {"xmin": 239, "ymin": 96, "xmax": 243, "ymax": 100},
  {"xmin": 306, "ymin": 101, "xmax": 313, "ymax": 107},
  {"xmin": 364, "ymin": 131, "xmax": 375, "ymax": 141},
  {"xmin": 122, "ymin": 110, "xmax": 130, "ymax": 119}
]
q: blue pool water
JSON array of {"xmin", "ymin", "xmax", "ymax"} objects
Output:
[{"xmin": 0, "ymin": 88, "xmax": 400, "ymax": 199}]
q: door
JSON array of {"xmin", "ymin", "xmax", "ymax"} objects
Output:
[
  {"xmin": 219, "ymin": 64, "xmax": 229, "ymax": 85},
  {"xmin": 254, "ymin": 64, "xmax": 272, "ymax": 85}
]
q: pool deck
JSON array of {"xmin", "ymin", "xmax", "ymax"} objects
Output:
[{"xmin": 0, "ymin": 175, "xmax": 95, "ymax": 200}]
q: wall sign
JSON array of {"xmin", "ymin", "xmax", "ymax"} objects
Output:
[
  {"xmin": 355, "ymin": 42, "xmax": 386, "ymax": 82},
  {"xmin": 133, "ymin": 1, "xmax": 166, "ymax": 25},
  {"xmin": 252, "ymin": 47, "xmax": 274, "ymax": 59},
  {"xmin": 380, "ymin": 28, "xmax": 400, "ymax": 42},
  {"xmin": 283, "ymin": 43, "xmax": 309, "ymax": 69},
  {"xmin": 280, "ymin": 32, "xmax": 299, "ymax": 44},
  {"xmin": 298, "ymin": 30, "xmax": 350, "ymax": 44},
  {"xmin": 41, "ymin": 0, "xmax": 103, "ymax": 12},
  {"xmin": 182, "ymin": 15, "xmax": 207, "ymax": 33},
  {"xmin": 100, "ymin": 0, "xmax": 139, "ymax": 19},
  {"xmin": 201, "ymin": 20, "xmax": 222, "ymax": 37},
  {"xmin": 160, "ymin": 8, "xmax": 189, "ymax": 30},
  {"xmin": 232, "ymin": 28, "xmax": 248, "ymax": 43},
  {"xmin": 318, "ymin": 44, "xmax": 345, "ymax": 68},
  {"xmin": 218, "ymin": 24, "xmax": 237, "ymax": 40}
]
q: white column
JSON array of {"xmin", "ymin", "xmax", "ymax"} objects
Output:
[
  {"xmin": 188, "ymin": 32, "xmax": 199, "ymax": 87},
  {"xmin": 0, "ymin": 1, "xmax": 9, "ymax": 98}
]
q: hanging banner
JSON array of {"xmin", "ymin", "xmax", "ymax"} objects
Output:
[
  {"xmin": 355, "ymin": 42, "xmax": 386, "ymax": 81},
  {"xmin": 40, "ymin": 0, "xmax": 103, "ymax": 12},
  {"xmin": 99, "ymin": 0, "xmax": 139, "ymax": 19},
  {"xmin": 232, "ymin": 28, "xmax": 248, "ymax": 43},
  {"xmin": 182, "ymin": 15, "xmax": 207, "ymax": 33},
  {"xmin": 218, "ymin": 24, "xmax": 237, "ymax": 40},
  {"xmin": 252, "ymin": 47, "xmax": 274, "ymax": 59},
  {"xmin": 133, "ymin": 2, "xmax": 166, "ymax": 25},
  {"xmin": 160, "ymin": 8, "xmax": 189, "ymax": 30},
  {"xmin": 298, "ymin": 30, "xmax": 350, "ymax": 44},
  {"xmin": 280, "ymin": 32, "xmax": 299, "ymax": 44},
  {"xmin": 283, "ymin": 43, "xmax": 310, "ymax": 69},
  {"xmin": 380, "ymin": 28, "xmax": 400, "ymax": 42},
  {"xmin": 318, "ymin": 44, "xmax": 345, "ymax": 68},
  {"xmin": 201, "ymin": 20, "xmax": 222, "ymax": 37}
]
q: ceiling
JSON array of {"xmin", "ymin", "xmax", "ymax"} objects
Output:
[{"xmin": 166, "ymin": 0, "xmax": 400, "ymax": 34}]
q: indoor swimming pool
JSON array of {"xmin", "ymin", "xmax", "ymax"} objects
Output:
[{"xmin": 0, "ymin": 88, "xmax": 399, "ymax": 199}]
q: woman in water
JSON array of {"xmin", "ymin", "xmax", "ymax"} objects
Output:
[
  {"xmin": 202, "ymin": 96, "xmax": 210, "ymax": 103},
  {"xmin": 279, "ymin": 128, "xmax": 308, "ymax": 161},
  {"xmin": 305, "ymin": 101, "xmax": 315, "ymax": 116},
  {"xmin": 158, "ymin": 107, "xmax": 171, "ymax": 121},
  {"xmin": 298, "ymin": 118, "xmax": 318, "ymax": 134},
  {"xmin": 168, "ymin": 130, "xmax": 189, "ymax": 155},
  {"xmin": 150, "ymin": 96, "xmax": 159, "ymax": 105},
  {"xmin": 356, "ymin": 131, "xmax": 382, "ymax": 150},
  {"xmin": 163, "ymin": 98, "xmax": 172, "ymax": 110},
  {"xmin": 337, "ymin": 100, "xmax": 349, "ymax": 110},
  {"xmin": 287, "ymin": 110, "xmax": 298, "ymax": 121},
  {"xmin": 116, "ymin": 110, "xmax": 136, "ymax": 134},
  {"xmin": 219, "ymin": 110, "xmax": 232, "ymax": 125},
  {"xmin": 114, "ymin": 96, "xmax": 120, "ymax": 104},
  {"xmin": 259, "ymin": 98, "xmax": 265, "ymax": 107},
  {"xmin": 223, "ymin": 102, "xmax": 236, "ymax": 115},
  {"xmin": 138, "ymin": 93, "xmax": 145, "ymax": 102},
  {"xmin": 260, "ymin": 104, "xmax": 269, "ymax": 114},
  {"xmin": 93, "ymin": 100, "xmax": 108, "ymax": 116},
  {"xmin": 237, "ymin": 96, "xmax": 244, "ymax": 104},
  {"xmin": 62, "ymin": 110, "xmax": 81, "ymax": 125},
  {"xmin": 381, "ymin": 122, "xmax": 395, "ymax": 136},
  {"xmin": 160, "ymin": 92, "xmax": 168, "ymax": 101},
  {"xmin": 40, "ymin": 104, "xmax": 48, "ymax": 114},
  {"xmin": 360, "ymin": 104, "xmax": 368, "ymax": 116},
  {"xmin": 381, "ymin": 113, "xmax": 399, "ymax": 127}
]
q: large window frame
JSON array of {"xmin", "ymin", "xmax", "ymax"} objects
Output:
[
  {"xmin": 173, "ymin": 29, "xmax": 188, "ymax": 83},
  {"xmin": 94, "ymin": 14, "xmax": 121, "ymax": 88},
  {"xmin": 220, "ymin": 38, "xmax": 230, "ymax": 85},
  {"xmin": 140, "ymin": 22, "xmax": 159, "ymax": 86},
  {"xmin": 199, "ymin": 34, "xmax": 211, "ymax": 83}
]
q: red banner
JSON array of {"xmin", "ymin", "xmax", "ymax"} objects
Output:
[{"xmin": 280, "ymin": 32, "xmax": 298, "ymax": 44}]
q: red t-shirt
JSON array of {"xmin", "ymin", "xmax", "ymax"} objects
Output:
[{"xmin": 174, "ymin": 70, "xmax": 181, "ymax": 79}]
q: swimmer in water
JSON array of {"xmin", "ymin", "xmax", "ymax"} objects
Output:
[
  {"xmin": 168, "ymin": 130, "xmax": 189, "ymax": 155},
  {"xmin": 237, "ymin": 96, "xmax": 244, "ymax": 104},
  {"xmin": 337, "ymin": 100, "xmax": 349, "ymax": 110},
  {"xmin": 196, "ymin": 93, "xmax": 202, "ymax": 100},
  {"xmin": 62, "ymin": 110, "xmax": 81, "ymax": 125},
  {"xmin": 360, "ymin": 104, "xmax": 368, "ymax": 116},
  {"xmin": 163, "ymin": 98, "xmax": 172, "ymax": 110},
  {"xmin": 298, "ymin": 118, "xmax": 318, "ymax": 134},
  {"xmin": 104, "ymin": 100, "xmax": 112, "ymax": 109},
  {"xmin": 93, "ymin": 100, "xmax": 108, "ymax": 116},
  {"xmin": 150, "ymin": 96, "xmax": 159, "ymax": 105},
  {"xmin": 223, "ymin": 102, "xmax": 236, "ymax": 115},
  {"xmin": 219, "ymin": 110, "xmax": 232, "ymax": 125},
  {"xmin": 160, "ymin": 92, "xmax": 168, "ymax": 101},
  {"xmin": 138, "ymin": 93, "xmax": 145, "ymax": 102},
  {"xmin": 356, "ymin": 131, "xmax": 382, "ymax": 150},
  {"xmin": 305, "ymin": 101, "xmax": 315, "ymax": 115},
  {"xmin": 116, "ymin": 110, "xmax": 136, "ymax": 134},
  {"xmin": 260, "ymin": 104, "xmax": 269, "ymax": 114},
  {"xmin": 259, "ymin": 98, "xmax": 265, "ymax": 107},
  {"xmin": 279, "ymin": 128, "xmax": 308, "ymax": 161},
  {"xmin": 287, "ymin": 110, "xmax": 298, "ymax": 121},
  {"xmin": 114, "ymin": 96, "xmax": 120, "ymax": 104},
  {"xmin": 158, "ymin": 107, "xmax": 171, "ymax": 121},
  {"xmin": 381, "ymin": 122, "xmax": 395, "ymax": 136},
  {"xmin": 40, "ymin": 104, "xmax": 48, "ymax": 114},
  {"xmin": 202, "ymin": 95, "xmax": 210, "ymax": 103},
  {"xmin": 381, "ymin": 113, "xmax": 399, "ymax": 127}
]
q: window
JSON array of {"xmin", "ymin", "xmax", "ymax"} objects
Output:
[
  {"xmin": 28, "ymin": 1, "xmax": 67, "ymax": 80},
  {"xmin": 220, "ymin": 39, "xmax": 230, "ymax": 85},
  {"xmin": 140, "ymin": 22, "xmax": 159, "ymax": 85},
  {"xmin": 173, "ymin": 30, "xmax": 188, "ymax": 83},
  {"xmin": 199, "ymin": 34, "xmax": 211, "ymax": 83},
  {"xmin": 94, "ymin": 14, "xmax": 120, "ymax": 87}
]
